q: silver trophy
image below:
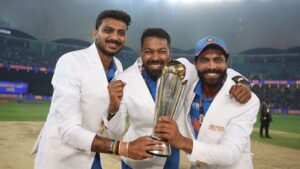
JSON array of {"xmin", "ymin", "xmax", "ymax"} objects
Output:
[{"xmin": 148, "ymin": 60, "xmax": 187, "ymax": 157}]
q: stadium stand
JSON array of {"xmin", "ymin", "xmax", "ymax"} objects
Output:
[
  {"xmin": 231, "ymin": 48, "xmax": 300, "ymax": 80},
  {"xmin": 0, "ymin": 27, "xmax": 299, "ymax": 113},
  {"xmin": 0, "ymin": 27, "xmax": 138, "ymax": 98}
]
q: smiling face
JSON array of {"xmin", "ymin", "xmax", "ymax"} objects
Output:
[
  {"xmin": 141, "ymin": 37, "xmax": 171, "ymax": 80},
  {"xmin": 195, "ymin": 48, "xmax": 228, "ymax": 88},
  {"xmin": 93, "ymin": 18, "xmax": 127, "ymax": 57}
]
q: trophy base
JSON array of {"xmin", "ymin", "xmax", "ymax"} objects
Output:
[{"xmin": 147, "ymin": 136, "xmax": 171, "ymax": 157}]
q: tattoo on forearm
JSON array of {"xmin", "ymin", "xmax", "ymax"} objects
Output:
[{"xmin": 91, "ymin": 135, "xmax": 111, "ymax": 154}]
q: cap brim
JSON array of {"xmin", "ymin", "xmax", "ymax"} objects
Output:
[{"xmin": 195, "ymin": 42, "xmax": 228, "ymax": 56}]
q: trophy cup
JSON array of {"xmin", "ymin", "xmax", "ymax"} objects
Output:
[{"xmin": 148, "ymin": 60, "xmax": 187, "ymax": 157}]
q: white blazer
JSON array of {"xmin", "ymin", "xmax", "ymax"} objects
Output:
[
  {"xmin": 102, "ymin": 57, "xmax": 243, "ymax": 169},
  {"xmin": 183, "ymin": 76, "xmax": 260, "ymax": 169},
  {"xmin": 103, "ymin": 57, "xmax": 197, "ymax": 168},
  {"xmin": 32, "ymin": 43, "xmax": 123, "ymax": 169}
]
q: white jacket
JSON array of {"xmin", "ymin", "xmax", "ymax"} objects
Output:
[
  {"xmin": 32, "ymin": 43, "xmax": 123, "ymax": 169},
  {"xmin": 184, "ymin": 76, "xmax": 260, "ymax": 169},
  {"xmin": 103, "ymin": 57, "xmax": 243, "ymax": 169}
]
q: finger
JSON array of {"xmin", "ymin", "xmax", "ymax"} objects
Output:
[
  {"xmin": 112, "ymin": 80, "xmax": 126, "ymax": 86},
  {"xmin": 234, "ymin": 86, "xmax": 249, "ymax": 100},
  {"xmin": 231, "ymin": 85, "xmax": 243, "ymax": 97},
  {"xmin": 239, "ymin": 94, "xmax": 251, "ymax": 104},
  {"xmin": 154, "ymin": 129, "xmax": 172, "ymax": 137},
  {"xmin": 141, "ymin": 136, "xmax": 164, "ymax": 145},
  {"xmin": 108, "ymin": 80, "xmax": 126, "ymax": 89},
  {"xmin": 154, "ymin": 126, "xmax": 174, "ymax": 135},
  {"xmin": 229, "ymin": 85, "xmax": 237, "ymax": 96},
  {"xmin": 235, "ymin": 89, "xmax": 248, "ymax": 102},
  {"xmin": 142, "ymin": 153, "xmax": 153, "ymax": 159},
  {"xmin": 158, "ymin": 117, "xmax": 174, "ymax": 125},
  {"xmin": 146, "ymin": 140, "xmax": 164, "ymax": 146},
  {"xmin": 139, "ymin": 136, "xmax": 153, "ymax": 141},
  {"xmin": 155, "ymin": 132, "xmax": 170, "ymax": 139},
  {"xmin": 144, "ymin": 143, "xmax": 165, "ymax": 152},
  {"xmin": 159, "ymin": 116, "xmax": 172, "ymax": 121},
  {"xmin": 111, "ymin": 91, "xmax": 124, "ymax": 97},
  {"xmin": 155, "ymin": 122, "xmax": 173, "ymax": 131},
  {"xmin": 109, "ymin": 84, "xmax": 125, "ymax": 91}
]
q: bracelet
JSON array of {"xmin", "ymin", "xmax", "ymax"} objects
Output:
[
  {"xmin": 126, "ymin": 142, "xmax": 129, "ymax": 157},
  {"xmin": 113, "ymin": 140, "xmax": 117, "ymax": 154},
  {"xmin": 110, "ymin": 139, "xmax": 120, "ymax": 155},
  {"xmin": 118, "ymin": 142, "xmax": 129, "ymax": 157},
  {"xmin": 118, "ymin": 141, "xmax": 122, "ymax": 156},
  {"xmin": 115, "ymin": 141, "xmax": 120, "ymax": 155},
  {"xmin": 109, "ymin": 140, "xmax": 115, "ymax": 154}
]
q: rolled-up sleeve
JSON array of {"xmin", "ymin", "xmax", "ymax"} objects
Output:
[{"xmin": 51, "ymin": 54, "xmax": 96, "ymax": 154}]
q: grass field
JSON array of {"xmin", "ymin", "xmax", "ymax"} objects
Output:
[
  {"xmin": 1, "ymin": 98, "xmax": 300, "ymax": 150},
  {"xmin": 0, "ymin": 99, "xmax": 50, "ymax": 121},
  {"xmin": 251, "ymin": 114, "xmax": 300, "ymax": 149}
]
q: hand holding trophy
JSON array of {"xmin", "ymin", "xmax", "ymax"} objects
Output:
[{"xmin": 148, "ymin": 60, "xmax": 187, "ymax": 157}]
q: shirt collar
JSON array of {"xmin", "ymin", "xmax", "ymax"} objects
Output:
[
  {"xmin": 194, "ymin": 80, "xmax": 214, "ymax": 101},
  {"xmin": 142, "ymin": 69, "xmax": 157, "ymax": 83}
]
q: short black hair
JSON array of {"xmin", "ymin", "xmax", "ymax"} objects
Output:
[
  {"xmin": 140, "ymin": 28, "xmax": 171, "ymax": 48},
  {"xmin": 95, "ymin": 10, "xmax": 131, "ymax": 29},
  {"xmin": 194, "ymin": 44, "xmax": 229, "ymax": 62}
]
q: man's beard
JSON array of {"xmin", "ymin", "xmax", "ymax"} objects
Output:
[
  {"xmin": 197, "ymin": 69, "xmax": 227, "ymax": 88},
  {"xmin": 143, "ymin": 60, "xmax": 164, "ymax": 80},
  {"xmin": 95, "ymin": 39, "xmax": 123, "ymax": 57}
]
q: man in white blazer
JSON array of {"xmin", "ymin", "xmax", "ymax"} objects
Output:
[
  {"xmin": 32, "ymin": 10, "xmax": 163, "ymax": 169},
  {"xmin": 155, "ymin": 36, "xmax": 260, "ymax": 169},
  {"xmin": 103, "ymin": 29, "xmax": 252, "ymax": 169}
]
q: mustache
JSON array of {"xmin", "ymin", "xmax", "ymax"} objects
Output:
[
  {"xmin": 146, "ymin": 60, "xmax": 164, "ymax": 65},
  {"xmin": 106, "ymin": 40, "xmax": 121, "ymax": 46},
  {"xmin": 201, "ymin": 69, "xmax": 222, "ymax": 74},
  {"xmin": 147, "ymin": 60, "xmax": 164, "ymax": 65}
]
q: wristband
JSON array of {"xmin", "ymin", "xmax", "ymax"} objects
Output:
[
  {"xmin": 232, "ymin": 76, "xmax": 250, "ymax": 87},
  {"xmin": 109, "ymin": 140, "xmax": 115, "ymax": 154}
]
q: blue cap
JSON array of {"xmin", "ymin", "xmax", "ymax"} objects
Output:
[{"xmin": 194, "ymin": 36, "xmax": 229, "ymax": 57}]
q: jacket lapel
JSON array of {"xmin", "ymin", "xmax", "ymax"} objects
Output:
[
  {"xmin": 85, "ymin": 43, "xmax": 123, "ymax": 106},
  {"xmin": 131, "ymin": 58, "xmax": 155, "ymax": 114},
  {"xmin": 87, "ymin": 43, "xmax": 108, "ymax": 86},
  {"xmin": 197, "ymin": 76, "xmax": 232, "ymax": 140},
  {"xmin": 184, "ymin": 81, "xmax": 198, "ymax": 139}
]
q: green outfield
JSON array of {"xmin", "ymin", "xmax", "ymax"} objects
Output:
[
  {"xmin": 251, "ymin": 114, "xmax": 300, "ymax": 149},
  {"xmin": 0, "ymin": 99, "xmax": 50, "ymax": 121},
  {"xmin": 0, "ymin": 98, "xmax": 300, "ymax": 149}
]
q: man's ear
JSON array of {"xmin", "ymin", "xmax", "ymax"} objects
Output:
[
  {"xmin": 92, "ymin": 29, "xmax": 98, "ymax": 41},
  {"xmin": 194, "ymin": 56, "xmax": 197, "ymax": 66},
  {"xmin": 226, "ymin": 58, "xmax": 229, "ymax": 67}
]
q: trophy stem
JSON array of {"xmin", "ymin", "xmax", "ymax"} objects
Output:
[{"xmin": 149, "ymin": 60, "xmax": 186, "ymax": 158}]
